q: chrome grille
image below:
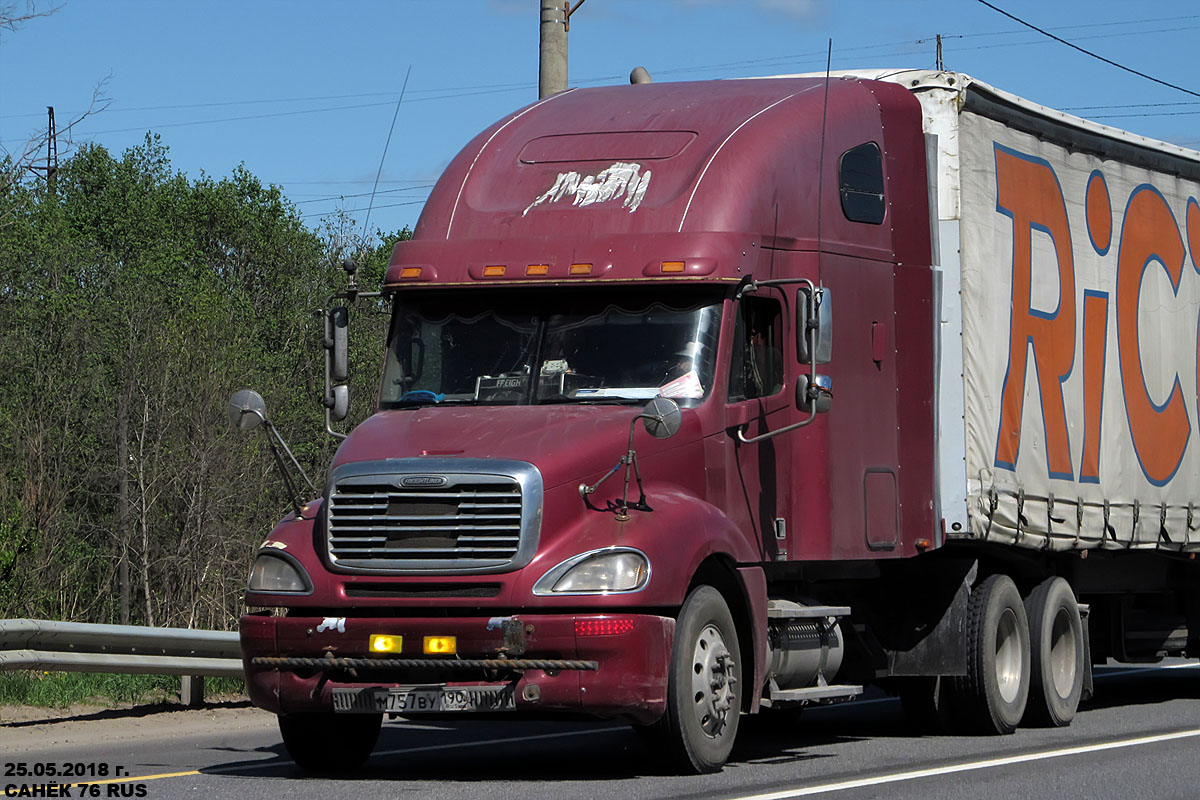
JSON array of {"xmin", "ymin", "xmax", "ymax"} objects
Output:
[{"xmin": 325, "ymin": 460, "xmax": 541, "ymax": 573}]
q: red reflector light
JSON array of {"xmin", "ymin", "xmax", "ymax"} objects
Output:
[{"xmin": 575, "ymin": 617, "xmax": 636, "ymax": 636}]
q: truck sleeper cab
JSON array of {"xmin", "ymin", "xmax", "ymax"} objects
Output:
[{"xmin": 240, "ymin": 70, "xmax": 1200, "ymax": 774}]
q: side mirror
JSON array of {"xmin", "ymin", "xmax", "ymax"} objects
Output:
[
  {"xmin": 641, "ymin": 397, "xmax": 682, "ymax": 439},
  {"xmin": 326, "ymin": 384, "xmax": 349, "ymax": 422},
  {"xmin": 797, "ymin": 287, "xmax": 832, "ymax": 364},
  {"xmin": 227, "ymin": 389, "xmax": 267, "ymax": 431},
  {"xmin": 327, "ymin": 306, "xmax": 349, "ymax": 382},
  {"xmin": 797, "ymin": 374, "xmax": 833, "ymax": 414}
]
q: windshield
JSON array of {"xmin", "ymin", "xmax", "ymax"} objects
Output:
[{"xmin": 379, "ymin": 288, "xmax": 723, "ymax": 408}]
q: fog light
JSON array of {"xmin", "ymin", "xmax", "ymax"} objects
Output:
[
  {"xmin": 424, "ymin": 635, "xmax": 457, "ymax": 654},
  {"xmin": 369, "ymin": 634, "xmax": 402, "ymax": 654}
]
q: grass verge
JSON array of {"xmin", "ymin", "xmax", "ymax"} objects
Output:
[{"xmin": 0, "ymin": 671, "xmax": 246, "ymax": 708}]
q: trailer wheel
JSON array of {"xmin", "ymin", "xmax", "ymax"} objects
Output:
[
  {"xmin": 951, "ymin": 574, "xmax": 1030, "ymax": 734},
  {"xmin": 278, "ymin": 712, "xmax": 382, "ymax": 773},
  {"xmin": 644, "ymin": 585, "xmax": 741, "ymax": 773},
  {"xmin": 1023, "ymin": 577, "xmax": 1084, "ymax": 727}
]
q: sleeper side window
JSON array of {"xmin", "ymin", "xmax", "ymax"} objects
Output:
[
  {"xmin": 728, "ymin": 297, "xmax": 784, "ymax": 402},
  {"xmin": 839, "ymin": 141, "xmax": 885, "ymax": 224}
]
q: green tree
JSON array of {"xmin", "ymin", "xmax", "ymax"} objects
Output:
[{"xmin": 0, "ymin": 134, "xmax": 408, "ymax": 627}]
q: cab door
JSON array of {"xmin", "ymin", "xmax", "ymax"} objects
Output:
[{"xmin": 722, "ymin": 293, "xmax": 790, "ymax": 560}]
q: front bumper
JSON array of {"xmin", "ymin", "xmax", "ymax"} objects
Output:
[{"xmin": 240, "ymin": 612, "xmax": 674, "ymax": 725}]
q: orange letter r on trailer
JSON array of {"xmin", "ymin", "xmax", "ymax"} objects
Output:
[{"xmin": 993, "ymin": 145, "xmax": 1077, "ymax": 479}]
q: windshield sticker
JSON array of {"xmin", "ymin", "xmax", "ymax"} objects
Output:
[
  {"xmin": 522, "ymin": 161, "xmax": 651, "ymax": 216},
  {"xmin": 659, "ymin": 371, "xmax": 704, "ymax": 400}
]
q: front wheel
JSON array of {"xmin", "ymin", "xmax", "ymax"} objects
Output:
[
  {"xmin": 643, "ymin": 585, "xmax": 742, "ymax": 773},
  {"xmin": 278, "ymin": 712, "xmax": 382, "ymax": 773}
]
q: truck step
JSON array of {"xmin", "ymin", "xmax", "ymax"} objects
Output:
[
  {"xmin": 762, "ymin": 684, "xmax": 863, "ymax": 707},
  {"xmin": 767, "ymin": 600, "xmax": 851, "ymax": 620}
]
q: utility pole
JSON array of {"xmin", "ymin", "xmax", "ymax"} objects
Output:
[
  {"xmin": 28, "ymin": 106, "xmax": 58, "ymax": 195},
  {"xmin": 936, "ymin": 34, "xmax": 944, "ymax": 72},
  {"xmin": 539, "ymin": 0, "xmax": 585, "ymax": 99}
]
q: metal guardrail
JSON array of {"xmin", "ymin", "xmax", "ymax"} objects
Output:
[{"xmin": 0, "ymin": 619, "xmax": 243, "ymax": 705}]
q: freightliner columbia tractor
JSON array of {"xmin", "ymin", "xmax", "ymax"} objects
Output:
[{"xmin": 232, "ymin": 69, "xmax": 1200, "ymax": 773}]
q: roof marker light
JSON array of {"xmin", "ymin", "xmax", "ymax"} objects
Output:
[
  {"xmin": 483, "ymin": 265, "xmax": 507, "ymax": 277},
  {"xmin": 569, "ymin": 263, "xmax": 592, "ymax": 275},
  {"xmin": 400, "ymin": 267, "xmax": 422, "ymax": 279},
  {"xmin": 526, "ymin": 264, "xmax": 550, "ymax": 276},
  {"xmin": 661, "ymin": 261, "xmax": 685, "ymax": 273}
]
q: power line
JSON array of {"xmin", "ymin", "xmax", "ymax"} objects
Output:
[
  {"xmin": 290, "ymin": 184, "xmax": 435, "ymax": 205},
  {"xmin": 975, "ymin": 0, "xmax": 1200, "ymax": 100},
  {"xmin": 1063, "ymin": 102, "xmax": 1200, "ymax": 111},
  {"xmin": 0, "ymin": 81, "xmax": 537, "ymax": 120},
  {"xmin": 299, "ymin": 197, "xmax": 428, "ymax": 221}
]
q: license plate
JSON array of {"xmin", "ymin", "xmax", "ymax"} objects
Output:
[{"xmin": 332, "ymin": 685, "xmax": 516, "ymax": 714}]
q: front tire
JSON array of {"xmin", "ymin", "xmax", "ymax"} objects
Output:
[
  {"xmin": 278, "ymin": 712, "xmax": 382, "ymax": 773},
  {"xmin": 950, "ymin": 574, "xmax": 1030, "ymax": 734},
  {"xmin": 1023, "ymin": 576, "xmax": 1084, "ymax": 727},
  {"xmin": 647, "ymin": 585, "xmax": 742, "ymax": 773}
]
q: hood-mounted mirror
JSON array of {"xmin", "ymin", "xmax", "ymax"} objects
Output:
[
  {"xmin": 641, "ymin": 396, "xmax": 682, "ymax": 439},
  {"xmin": 579, "ymin": 397, "xmax": 681, "ymax": 520},
  {"xmin": 227, "ymin": 389, "xmax": 317, "ymax": 517},
  {"xmin": 227, "ymin": 389, "xmax": 268, "ymax": 432}
]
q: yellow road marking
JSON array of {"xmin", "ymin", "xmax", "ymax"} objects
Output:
[{"xmin": 62, "ymin": 769, "xmax": 201, "ymax": 786}]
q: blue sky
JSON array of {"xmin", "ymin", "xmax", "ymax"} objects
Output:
[{"xmin": 2, "ymin": 0, "xmax": 1198, "ymax": 242}]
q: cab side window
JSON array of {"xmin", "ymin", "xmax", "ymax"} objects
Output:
[
  {"xmin": 839, "ymin": 141, "xmax": 885, "ymax": 224},
  {"xmin": 728, "ymin": 297, "xmax": 784, "ymax": 401}
]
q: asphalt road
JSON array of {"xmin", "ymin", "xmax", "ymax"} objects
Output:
[{"xmin": 6, "ymin": 662, "xmax": 1200, "ymax": 800}]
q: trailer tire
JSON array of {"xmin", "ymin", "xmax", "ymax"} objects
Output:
[
  {"xmin": 643, "ymin": 585, "xmax": 741, "ymax": 773},
  {"xmin": 1023, "ymin": 577, "xmax": 1084, "ymax": 727},
  {"xmin": 278, "ymin": 711, "xmax": 382, "ymax": 773},
  {"xmin": 950, "ymin": 574, "xmax": 1030, "ymax": 734}
]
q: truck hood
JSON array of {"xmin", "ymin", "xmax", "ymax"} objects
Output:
[{"xmin": 331, "ymin": 405, "xmax": 669, "ymax": 491}]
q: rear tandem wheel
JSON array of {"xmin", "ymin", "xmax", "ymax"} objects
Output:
[{"xmin": 949, "ymin": 573, "xmax": 1031, "ymax": 734}]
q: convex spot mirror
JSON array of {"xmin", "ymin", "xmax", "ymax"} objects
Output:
[
  {"xmin": 641, "ymin": 397, "xmax": 682, "ymax": 439},
  {"xmin": 228, "ymin": 389, "xmax": 267, "ymax": 431},
  {"xmin": 327, "ymin": 385, "xmax": 349, "ymax": 422},
  {"xmin": 797, "ymin": 374, "xmax": 833, "ymax": 414}
]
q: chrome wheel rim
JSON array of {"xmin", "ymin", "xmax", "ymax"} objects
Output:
[
  {"xmin": 995, "ymin": 607, "xmax": 1023, "ymax": 704},
  {"xmin": 690, "ymin": 623, "xmax": 736, "ymax": 737}
]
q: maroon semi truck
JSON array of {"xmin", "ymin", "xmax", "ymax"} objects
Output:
[{"xmin": 236, "ymin": 70, "xmax": 1200, "ymax": 773}]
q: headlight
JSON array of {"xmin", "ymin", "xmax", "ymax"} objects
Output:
[
  {"xmin": 532, "ymin": 548, "xmax": 650, "ymax": 595},
  {"xmin": 247, "ymin": 553, "xmax": 312, "ymax": 593}
]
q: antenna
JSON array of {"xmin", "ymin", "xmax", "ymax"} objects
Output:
[
  {"xmin": 814, "ymin": 40, "xmax": 832, "ymax": 262},
  {"xmin": 361, "ymin": 65, "xmax": 412, "ymax": 248}
]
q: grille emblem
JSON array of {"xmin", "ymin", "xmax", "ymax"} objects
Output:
[{"xmin": 400, "ymin": 475, "xmax": 447, "ymax": 487}]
